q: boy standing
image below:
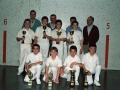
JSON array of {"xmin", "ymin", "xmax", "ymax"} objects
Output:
[
  {"xmin": 82, "ymin": 43, "xmax": 101, "ymax": 86},
  {"xmin": 61, "ymin": 45, "xmax": 82, "ymax": 85},
  {"xmin": 43, "ymin": 47, "xmax": 62, "ymax": 83},
  {"xmin": 24, "ymin": 44, "xmax": 43, "ymax": 84}
]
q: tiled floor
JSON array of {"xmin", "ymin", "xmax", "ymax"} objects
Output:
[{"xmin": 0, "ymin": 66, "xmax": 120, "ymax": 90}]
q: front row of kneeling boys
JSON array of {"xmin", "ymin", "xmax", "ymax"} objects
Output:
[{"xmin": 24, "ymin": 43, "xmax": 101, "ymax": 86}]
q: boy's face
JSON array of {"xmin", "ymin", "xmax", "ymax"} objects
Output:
[
  {"xmin": 87, "ymin": 17, "xmax": 93, "ymax": 26},
  {"xmin": 50, "ymin": 50, "xmax": 57, "ymax": 57},
  {"xmin": 24, "ymin": 21, "xmax": 30, "ymax": 28},
  {"xmin": 50, "ymin": 16, "xmax": 56, "ymax": 23},
  {"xmin": 56, "ymin": 22, "xmax": 62, "ymax": 29},
  {"xmin": 72, "ymin": 23, "xmax": 78, "ymax": 30},
  {"xmin": 42, "ymin": 19, "xmax": 48, "ymax": 26},
  {"xmin": 89, "ymin": 47, "xmax": 96, "ymax": 54},
  {"xmin": 33, "ymin": 46, "xmax": 40, "ymax": 54},
  {"xmin": 70, "ymin": 49, "xmax": 77, "ymax": 57},
  {"xmin": 30, "ymin": 12, "xmax": 36, "ymax": 19}
]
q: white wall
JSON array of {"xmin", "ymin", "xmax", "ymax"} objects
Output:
[{"xmin": 0, "ymin": 0, "xmax": 120, "ymax": 70}]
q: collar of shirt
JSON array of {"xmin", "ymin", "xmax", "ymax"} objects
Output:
[
  {"xmin": 30, "ymin": 18, "xmax": 36, "ymax": 27},
  {"xmin": 50, "ymin": 22, "xmax": 55, "ymax": 30}
]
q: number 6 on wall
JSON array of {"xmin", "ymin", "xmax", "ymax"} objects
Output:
[
  {"xmin": 106, "ymin": 23, "xmax": 110, "ymax": 29},
  {"xmin": 4, "ymin": 19, "xmax": 7, "ymax": 25}
]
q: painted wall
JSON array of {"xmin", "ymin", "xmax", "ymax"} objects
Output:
[{"xmin": 0, "ymin": 0, "xmax": 120, "ymax": 70}]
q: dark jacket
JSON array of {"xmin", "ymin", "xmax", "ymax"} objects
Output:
[{"xmin": 83, "ymin": 25, "xmax": 99, "ymax": 45}]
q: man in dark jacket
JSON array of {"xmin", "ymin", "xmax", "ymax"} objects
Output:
[{"xmin": 83, "ymin": 16, "xmax": 99, "ymax": 53}]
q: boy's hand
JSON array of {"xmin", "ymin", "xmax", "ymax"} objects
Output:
[
  {"xmin": 60, "ymin": 71, "xmax": 65, "ymax": 76},
  {"xmin": 29, "ymin": 63, "xmax": 36, "ymax": 68},
  {"xmin": 55, "ymin": 78, "xmax": 59, "ymax": 83},
  {"xmin": 70, "ymin": 62, "xmax": 76, "ymax": 68},
  {"xmin": 21, "ymin": 37, "xmax": 25, "ymax": 40},
  {"xmin": 56, "ymin": 38, "xmax": 60, "ymax": 42},
  {"xmin": 88, "ymin": 71, "xmax": 92, "ymax": 76},
  {"xmin": 45, "ymin": 77, "xmax": 49, "ymax": 83},
  {"xmin": 43, "ymin": 32, "xmax": 47, "ymax": 36},
  {"xmin": 26, "ymin": 70, "xmax": 30, "ymax": 75}
]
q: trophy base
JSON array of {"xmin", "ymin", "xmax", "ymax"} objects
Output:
[
  {"xmin": 84, "ymin": 82, "xmax": 88, "ymax": 87},
  {"xmin": 56, "ymin": 42, "xmax": 60, "ymax": 44},
  {"xmin": 70, "ymin": 82, "xmax": 75, "ymax": 87},
  {"xmin": 28, "ymin": 80, "xmax": 32, "ymax": 85},
  {"xmin": 48, "ymin": 81, "xmax": 52, "ymax": 87},
  {"xmin": 43, "ymin": 37, "xmax": 46, "ymax": 39}
]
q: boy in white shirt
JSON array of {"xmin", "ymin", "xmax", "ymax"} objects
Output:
[
  {"xmin": 43, "ymin": 47, "xmax": 62, "ymax": 83},
  {"xmin": 34, "ymin": 16, "xmax": 52, "ymax": 74},
  {"xmin": 61, "ymin": 45, "xmax": 82, "ymax": 85},
  {"xmin": 24, "ymin": 44, "xmax": 43, "ymax": 84},
  {"xmin": 16, "ymin": 19, "xmax": 34, "ymax": 75},
  {"xmin": 82, "ymin": 43, "xmax": 101, "ymax": 86},
  {"xmin": 51, "ymin": 19, "xmax": 67, "ymax": 60},
  {"xmin": 67, "ymin": 21, "xmax": 83, "ymax": 56}
]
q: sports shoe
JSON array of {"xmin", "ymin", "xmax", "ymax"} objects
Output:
[
  {"xmin": 94, "ymin": 80, "xmax": 101, "ymax": 86},
  {"xmin": 36, "ymin": 79, "xmax": 41, "ymax": 84},
  {"xmin": 75, "ymin": 81, "xmax": 79, "ymax": 85}
]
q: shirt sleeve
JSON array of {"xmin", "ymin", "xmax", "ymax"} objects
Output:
[
  {"xmin": 78, "ymin": 26, "xmax": 82, "ymax": 32},
  {"xmin": 67, "ymin": 32, "xmax": 70, "ymax": 39},
  {"xmin": 46, "ymin": 58, "xmax": 49, "ymax": 66},
  {"xmin": 63, "ymin": 57, "xmax": 68, "ymax": 66},
  {"xmin": 47, "ymin": 28, "xmax": 52, "ymax": 36},
  {"xmin": 63, "ymin": 31, "xmax": 66, "ymax": 38},
  {"xmin": 82, "ymin": 55, "xmax": 85, "ymax": 64},
  {"xmin": 79, "ymin": 32, "xmax": 83, "ymax": 40},
  {"xmin": 58, "ymin": 60, "xmax": 62, "ymax": 67},
  {"xmin": 76, "ymin": 56, "xmax": 81, "ymax": 63},
  {"xmin": 35, "ymin": 27, "xmax": 39, "ymax": 37},
  {"xmin": 26, "ymin": 54, "xmax": 31, "ymax": 63},
  {"xmin": 39, "ymin": 53, "xmax": 43, "ymax": 61},
  {"xmin": 17, "ymin": 30, "xmax": 22, "ymax": 38}
]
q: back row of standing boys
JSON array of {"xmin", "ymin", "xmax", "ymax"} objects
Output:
[{"xmin": 16, "ymin": 10, "xmax": 101, "ymax": 86}]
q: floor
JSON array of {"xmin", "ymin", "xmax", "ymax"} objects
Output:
[{"xmin": 0, "ymin": 66, "xmax": 120, "ymax": 90}]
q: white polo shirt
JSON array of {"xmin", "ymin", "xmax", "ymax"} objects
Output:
[
  {"xmin": 82, "ymin": 52, "xmax": 99, "ymax": 71},
  {"xmin": 46, "ymin": 56, "xmax": 62, "ymax": 68},
  {"xmin": 63, "ymin": 55, "xmax": 81, "ymax": 67},
  {"xmin": 17, "ymin": 28, "xmax": 35, "ymax": 43},
  {"xmin": 52, "ymin": 29, "xmax": 66, "ymax": 45},
  {"xmin": 67, "ymin": 30, "xmax": 83, "ymax": 45},
  {"xmin": 35, "ymin": 26, "xmax": 51, "ymax": 43},
  {"xmin": 26, "ymin": 52, "xmax": 42, "ymax": 63}
]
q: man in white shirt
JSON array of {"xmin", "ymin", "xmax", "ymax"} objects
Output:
[
  {"xmin": 34, "ymin": 16, "xmax": 52, "ymax": 74},
  {"xmin": 43, "ymin": 47, "xmax": 62, "ymax": 83},
  {"xmin": 61, "ymin": 45, "xmax": 82, "ymax": 85},
  {"xmin": 51, "ymin": 19, "xmax": 67, "ymax": 60},
  {"xmin": 16, "ymin": 19, "xmax": 34, "ymax": 75},
  {"xmin": 24, "ymin": 44, "xmax": 43, "ymax": 84},
  {"xmin": 82, "ymin": 43, "xmax": 101, "ymax": 86}
]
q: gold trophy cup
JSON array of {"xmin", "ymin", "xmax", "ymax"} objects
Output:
[
  {"xmin": 48, "ymin": 72, "xmax": 53, "ymax": 87},
  {"xmin": 28, "ymin": 71, "xmax": 33, "ymax": 85},
  {"xmin": 70, "ymin": 70, "xmax": 76, "ymax": 87},
  {"xmin": 69, "ymin": 31, "xmax": 74, "ymax": 44},
  {"xmin": 84, "ymin": 70, "xmax": 89, "ymax": 87},
  {"xmin": 43, "ymin": 26, "xmax": 46, "ymax": 39},
  {"xmin": 56, "ymin": 31, "xmax": 62, "ymax": 44}
]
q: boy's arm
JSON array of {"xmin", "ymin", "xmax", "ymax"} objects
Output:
[
  {"xmin": 34, "ymin": 36, "xmax": 38, "ymax": 44},
  {"xmin": 80, "ymin": 40, "xmax": 83, "ymax": 54},
  {"xmin": 25, "ymin": 63, "xmax": 30, "ymax": 74},
  {"xmin": 29, "ymin": 61, "xmax": 42, "ymax": 67},
  {"xmin": 60, "ymin": 65, "xmax": 66, "ymax": 76},
  {"xmin": 45, "ymin": 66, "xmax": 49, "ymax": 83},
  {"xmin": 82, "ymin": 64, "xmax": 92, "ymax": 76},
  {"xmin": 76, "ymin": 62, "xmax": 83, "ymax": 67},
  {"xmin": 55, "ymin": 67, "xmax": 61, "ymax": 83}
]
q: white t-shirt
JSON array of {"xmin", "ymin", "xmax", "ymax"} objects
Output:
[
  {"xmin": 26, "ymin": 52, "xmax": 42, "ymax": 63},
  {"xmin": 46, "ymin": 56, "xmax": 62, "ymax": 68},
  {"xmin": 17, "ymin": 28, "xmax": 34, "ymax": 43},
  {"xmin": 67, "ymin": 30, "xmax": 83, "ymax": 45},
  {"xmin": 52, "ymin": 29, "xmax": 66, "ymax": 45},
  {"xmin": 63, "ymin": 55, "xmax": 81, "ymax": 67},
  {"xmin": 35, "ymin": 26, "xmax": 51, "ymax": 43},
  {"xmin": 82, "ymin": 52, "xmax": 99, "ymax": 71}
]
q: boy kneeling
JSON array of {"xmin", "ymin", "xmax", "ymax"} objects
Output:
[
  {"xmin": 82, "ymin": 43, "xmax": 101, "ymax": 86},
  {"xmin": 24, "ymin": 44, "xmax": 43, "ymax": 84},
  {"xmin": 61, "ymin": 45, "xmax": 82, "ymax": 85},
  {"xmin": 43, "ymin": 47, "xmax": 62, "ymax": 83}
]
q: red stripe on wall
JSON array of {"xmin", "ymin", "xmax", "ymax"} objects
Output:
[
  {"xmin": 105, "ymin": 35, "xmax": 109, "ymax": 68},
  {"xmin": 3, "ymin": 31, "xmax": 7, "ymax": 63}
]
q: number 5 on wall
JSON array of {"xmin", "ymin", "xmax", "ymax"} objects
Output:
[
  {"xmin": 106, "ymin": 23, "xmax": 110, "ymax": 29},
  {"xmin": 4, "ymin": 19, "xmax": 7, "ymax": 25}
]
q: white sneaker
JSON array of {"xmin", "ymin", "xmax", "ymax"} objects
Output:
[
  {"xmin": 24, "ymin": 75, "xmax": 29, "ymax": 82},
  {"xmin": 36, "ymin": 79, "xmax": 41, "ymax": 84},
  {"xmin": 17, "ymin": 71, "xmax": 22, "ymax": 75},
  {"xmin": 94, "ymin": 80, "xmax": 101, "ymax": 86},
  {"xmin": 75, "ymin": 81, "xmax": 79, "ymax": 85}
]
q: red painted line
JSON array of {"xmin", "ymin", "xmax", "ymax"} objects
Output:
[
  {"xmin": 105, "ymin": 35, "xmax": 109, "ymax": 68},
  {"xmin": 3, "ymin": 31, "xmax": 7, "ymax": 63}
]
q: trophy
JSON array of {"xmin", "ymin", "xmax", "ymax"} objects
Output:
[
  {"xmin": 28, "ymin": 71, "xmax": 33, "ymax": 85},
  {"xmin": 84, "ymin": 70, "xmax": 89, "ymax": 87},
  {"xmin": 48, "ymin": 72, "xmax": 53, "ymax": 87},
  {"xmin": 69, "ymin": 31, "xmax": 74, "ymax": 44},
  {"xmin": 21, "ymin": 31, "xmax": 26, "ymax": 43},
  {"xmin": 43, "ymin": 26, "xmax": 46, "ymax": 39},
  {"xmin": 69, "ymin": 70, "xmax": 76, "ymax": 87},
  {"xmin": 56, "ymin": 31, "xmax": 62, "ymax": 44}
]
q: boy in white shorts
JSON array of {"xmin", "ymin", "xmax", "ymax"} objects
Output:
[
  {"xmin": 67, "ymin": 21, "xmax": 83, "ymax": 56},
  {"xmin": 61, "ymin": 45, "xmax": 82, "ymax": 85},
  {"xmin": 24, "ymin": 44, "xmax": 43, "ymax": 84},
  {"xmin": 16, "ymin": 19, "xmax": 34, "ymax": 75},
  {"xmin": 82, "ymin": 43, "xmax": 101, "ymax": 86},
  {"xmin": 34, "ymin": 16, "xmax": 52, "ymax": 74},
  {"xmin": 43, "ymin": 47, "xmax": 62, "ymax": 83}
]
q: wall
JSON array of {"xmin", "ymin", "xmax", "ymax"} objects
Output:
[{"xmin": 0, "ymin": 0, "xmax": 120, "ymax": 70}]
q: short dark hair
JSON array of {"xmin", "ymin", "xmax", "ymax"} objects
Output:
[
  {"xmin": 30, "ymin": 10, "xmax": 36, "ymax": 14},
  {"xmin": 55, "ymin": 19, "xmax": 62, "ymax": 25},
  {"xmin": 41, "ymin": 16, "xmax": 48, "ymax": 22},
  {"xmin": 89, "ymin": 43, "xmax": 96, "ymax": 48},
  {"xmin": 24, "ymin": 19, "xmax": 30, "ymax": 24},
  {"xmin": 70, "ymin": 17, "xmax": 76, "ymax": 21},
  {"xmin": 50, "ymin": 14, "xmax": 56, "ymax": 18},
  {"xmin": 70, "ymin": 45, "xmax": 77, "ymax": 52},
  {"xmin": 50, "ymin": 47, "xmax": 58, "ymax": 52},
  {"xmin": 71, "ymin": 21, "xmax": 79, "ymax": 26},
  {"xmin": 88, "ymin": 16, "xmax": 94, "ymax": 21},
  {"xmin": 32, "ymin": 44, "xmax": 40, "ymax": 49}
]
